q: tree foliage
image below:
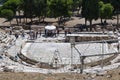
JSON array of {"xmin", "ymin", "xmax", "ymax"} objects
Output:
[
  {"xmin": 110, "ymin": 0, "xmax": 120, "ymax": 25},
  {"xmin": 103, "ymin": 3, "xmax": 114, "ymax": 19},
  {"xmin": 72, "ymin": 0, "xmax": 82, "ymax": 11},
  {"xmin": 99, "ymin": 1, "xmax": 113, "ymax": 22},
  {"xmin": 47, "ymin": 0, "xmax": 73, "ymax": 18},
  {"xmin": 101, "ymin": 0, "xmax": 111, "ymax": 3},
  {"xmin": 0, "ymin": 0, "xmax": 22, "ymax": 24},
  {"xmin": 22, "ymin": 0, "xmax": 35, "ymax": 18},
  {"xmin": 81, "ymin": 0, "xmax": 99, "ymax": 30},
  {"xmin": 0, "ymin": 9, "xmax": 14, "ymax": 21},
  {"xmin": 110, "ymin": 0, "xmax": 120, "ymax": 11},
  {"xmin": 2, "ymin": 0, "xmax": 21, "ymax": 13},
  {"xmin": 82, "ymin": 0, "xmax": 99, "ymax": 21},
  {"xmin": 0, "ymin": 0, "xmax": 119, "ymax": 26},
  {"xmin": 34, "ymin": 0, "xmax": 47, "ymax": 22}
]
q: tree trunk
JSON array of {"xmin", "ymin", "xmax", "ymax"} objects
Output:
[
  {"xmin": 26, "ymin": 18, "xmax": 27, "ymax": 23},
  {"xmin": 89, "ymin": 20, "xmax": 92, "ymax": 31},
  {"xmin": 23, "ymin": 18, "xmax": 25, "ymax": 24},
  {"xmin": 77, "ymin": 9, "xmax": 79, "ymax": 15},
  {"xmin": 10, "ymin": 21, "xmax": 11, "ymax": 26},
  {"xmin": 30, "ymin": 18, "xmax": 33, "ymax": 23},
  {"xmin": 63, "ymin": 17, "xmax": 65, "ymax": 25},
  {"xmin": 85, "ymin": 18, "xmax": 88, "ymax": 31},
  {"xmin": 58, "ymin": 17, "xmax": 60, "ymax": 26},
  {"xmin": 117, "ymin": 13, "xmax": 119, "ymax": 27},
  {"xmin": 72, "ymin": 8, "xmax": 74, "ymax": 16},
  {"xmin": 18, "ymin": 11, "xmax": 21, "ymax": 23},
  {"xmin": 38, "ymin": 17, "xmax": 41, "ymax": 23},
  {"xmin": 85, "ymin": 18, "xmax": 87, "ymax": 25},
  {"xmin": 101, "ymin": 18, "xmax": 103, "ymax": 24},
  {"xmin": 16, "ymin": 18, "xmax": 19, "ymax": 25},
  {"xmin": 20, "ymin": 17, "xmax": 21, "ymax": 23},
  {"xmin": 42, "ymin": 16, "xmax": 45, "ymax": 22}
]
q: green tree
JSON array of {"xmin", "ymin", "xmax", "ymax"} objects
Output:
[
  {"xmin": 2, "ymin": 0, "xmax": 21, "ymax": 13},
  {"xmin": 110, "ymin": 0, "xmax": 120, "ymax": 26},
  {"xmin": 99, "ymin": 1, "xmax": 105, "ymax": 23},
  {"xmin": 99, "ymin": 2, "xmax": 114, "ymax": 23},
  {"xmin": 15, "ymin": 0, "xmax": 24, "ymax": 24},
  {"xmin": 2, "ymin": 0, "xmax": 22, "ymax": 24},
  {"xmin": 47, "ymin": 0, "xmax": 73, "ymax": 25},
  {"xmin": 104, "ymin": 3, "xmax": 114, "ymax": 21},
  {"xmin": 101, "ymin": 0, "xmax": 111, "ymax": 3},
  {"xmin": 81, "ymin": 0, "xmax": 99, "ymax": 31},
  {"xmin": 0, "ymin": 9, "xmax": 14, "ymax": 25},
  {"xmin": 72, "ymin": 0, "xmax": 82, "ymax": 15},
  {"xmin": 34, "ymin": 0, "xmax": 47, "ymax": 23},
  {"xmin": 22, "ymin": 0, "xmax": 35, "ymax": 23}
]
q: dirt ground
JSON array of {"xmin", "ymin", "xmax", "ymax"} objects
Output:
[
  {"xmin": 0, "ymin": 16, "xmax": 119, "ymax": 27},
  {"xmin": 0, "ymin": 68, "xmax": 120, "ymax": 80}
]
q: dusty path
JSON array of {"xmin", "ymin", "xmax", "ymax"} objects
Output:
[
  {"xmin": 0, "ymin": 68, "xmax": 120, "ymax": 80},
  {"xmin": 0, "ymin": 16, "xmax": 119, "ymax": 28}
]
